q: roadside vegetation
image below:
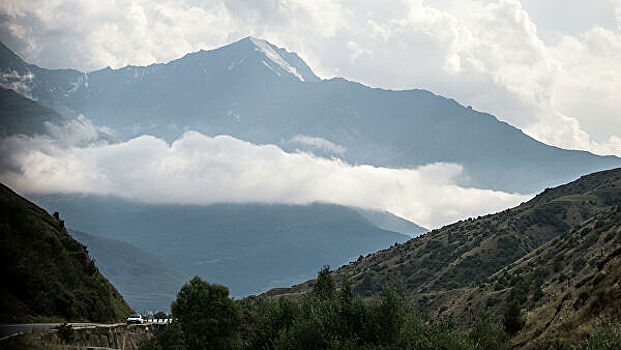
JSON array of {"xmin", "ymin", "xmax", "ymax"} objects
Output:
[
  {"xmin": 141, "ymin": 267, "xmax": 621, "ymax": 350},
  {"xmin": 141, "ymin": 269, "xmax": 513, "ymax": 350},
  {"xmin": 139, "ymin": 169, "xmax": 621, "ymax": 350}
]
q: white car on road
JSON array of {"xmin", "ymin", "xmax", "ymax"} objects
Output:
[{"xmin": 126, "ymin": 314, "xmax": 144, "ymax": 325}]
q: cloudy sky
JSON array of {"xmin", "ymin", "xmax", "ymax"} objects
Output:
[
  {"xmin": 1, "ymin": 0, "xmax": 620, "ymax": 157},
  {"xmin": 0, "ymin": 0, "xmax": 619, "ymax": 228}
]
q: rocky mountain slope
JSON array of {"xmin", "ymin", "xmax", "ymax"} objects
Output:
[
  {"xmin": 265, "ymin": 168, "xmax": 621, "ymax": 347},
  {"xmin": 0, "ymin": 183, "xmax": 132, "ymax": 323},
  {"xmin": 1, "ymin": 39, "xmax": 618, "ymax": 193},
  {"xmin": 506, "ymin": 205, "xmax": 620, "ymax": 348}
]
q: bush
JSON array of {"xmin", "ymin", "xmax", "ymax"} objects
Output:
[
  {"xmin": 502, "ymin": 300, "xmax": 524, "ymax": 335},
  {"xmin": 55, "ymin": 323, "xmax": 75, "ymax": 344},
  {"xmin": 469, "ymin": 313, "xmax": 510, "ymax": 350},
  {"xmin": 576, "ymin": 322, "xmax": 621, "ymax": 350},
  {"xmin": 139, "ymin": 322, "xmax": 186, "ymax": 350}
]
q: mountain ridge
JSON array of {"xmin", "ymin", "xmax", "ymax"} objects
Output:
[
  {"xmin": 263, "ymin": 168, "xmax": 621, "ymax": 347},
  {"xmin": 29, "ymin": 195, "xmax": 412, "ymax": 298},
  {"xmin": 1, "ymin": 38, "xmax": 619, "ymax": 193},
  {"xmin": 264, "ymin": 168, "xmax": 620, "ymax": 294}
]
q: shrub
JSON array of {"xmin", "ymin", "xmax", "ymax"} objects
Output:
[
  {"xmin": 55, "ymin": 323, "xmax": 75, "ymax": 344},
  {"xmin": 502, "ymin": 300, "xmax": 524, "ymax": 335},
  {"xmin": 469, "ymin": 312, "xmax": 510, "ymax": 350},
  {"xmin": 576, "ymin": 322, "xmax": 621, "ymax": 350}
]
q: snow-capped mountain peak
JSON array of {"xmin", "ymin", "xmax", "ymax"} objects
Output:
[{"xmin": 246, "ymin": 37, "xmax": 319, "ymax": 82}]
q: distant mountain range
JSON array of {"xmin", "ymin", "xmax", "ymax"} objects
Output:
[
  {"xmin": 1, "ymin": 38, "xmax": 619, "ymax": 193},
  {"xmin": 0, "ymin": 87, "xmax": 114, "ymax": 143},
  {"xmin": 70, "ymin": 230, "xmax": 188, "ymax": 313},
  {"xmin": 0, "ymin": 87, "xmax": 69, "ymax": 137},
  {"xmin": 31, "ymin": 195, "xmax": 415, "ymax": 301},
  {"xmin": 266, "ymin": 168, "xmax": 621, "ymax": 348}
]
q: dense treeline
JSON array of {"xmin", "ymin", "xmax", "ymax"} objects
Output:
[
  {"xmin": 142, "ymin": 268, "xmax": 514, "ymax": 350},
  {"xmin": 243, "ymin": 269, "xmax": 511, "ymax": 350}
]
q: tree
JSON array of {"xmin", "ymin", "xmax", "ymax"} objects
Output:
[
  {"xmin": 171, "ymin": 276, "xmax": 242, "ymax": 350},
  {"xmin": 312, "ymin": 265, "xmax": 335, "ymax": 300},
  {"xmin": 374, "ymin": 279, "xmax": 406, "ymax": 344},
  {"xmin": 156, "ymin": 322, "xmax": 187, "ymax": 350},
  {"xmin": 502, "ymin": 299, "xmax": 524, "ymax": 335}
]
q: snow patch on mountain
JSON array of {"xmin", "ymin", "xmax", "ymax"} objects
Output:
[
  {"xmin": 250, "ymin": 37, "xmax": 306, "ymax": 81},
  {"xmin": 261, "ymin": 60, "xmax": 282, "ymax": 77}
]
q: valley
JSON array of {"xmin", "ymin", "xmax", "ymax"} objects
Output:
[{"xmin": 0, "ymin": 33, "xmax": 620, "ymax": 349}]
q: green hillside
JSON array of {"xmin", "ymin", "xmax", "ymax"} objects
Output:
[
  {"xmin": 0, "ymin": 183, "xmax": 132, "ymax": 323},
  {"xmin": 265, "ymin": 168, "xmax": 621, "ymax": 346},
  {"xmin": 508, "ymin": 205, "xmax": 620, "ymax": 347},
  {"xmin": 70, "ymin": 230, "xmax": 188, "ymax": 313}
]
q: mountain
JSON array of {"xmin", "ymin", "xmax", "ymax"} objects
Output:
[
  {"xmin": 29, "ymin": 195, "xmax": 411, "ymax": 297},
  {"xmin": 499, "ymin": 203, "xmax": 621, "ymax": 348},
  {"xmin": 70, "ymin": 230, "xmax": 188, "ymax": 313},
  {"xmin": 354, "ymin": 208, "xmax": 427, "ymax": 237},
  {"xmin": 0, "ymin": 42, "xmax": 83, "ymax": 117},
  {"xmin": 1, "ymin": 38, "xmax": 619, "ymax": 193},
  {"xmin": 0, "ymin": 183, "xmax": 132, "ymax": 323},
  {"xmin": 0, "ymin": 87, "xmax": 70, "ymax": 137},
  {"xmin": 264, "ymin": 168, "xmax": 621, "ymax": 346},
  {"xmin": 0, "ymin": 86, "xmax": 114, "ymax": 143}
]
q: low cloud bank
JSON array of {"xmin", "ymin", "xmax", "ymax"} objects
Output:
[
  {"xmin": 285, "ymin": 135, "xmax": 346, "ymax": 155},
  {"xmin": 0, "ymin": 130, "xmax": 531, "ymax": 228}
]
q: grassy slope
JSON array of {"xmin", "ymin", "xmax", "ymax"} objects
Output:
[
  {"xmin": 0, "ymin": 183, "xmax": 133, "ymax": 323},
  {"xmin": 264, "ymin": 168, "xmax": 621, "ymax": 345},
  {"xmin": 512, "ymin": 207, "xmax": 621, "ymax": 348}
]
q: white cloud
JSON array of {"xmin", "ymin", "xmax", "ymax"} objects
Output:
[
  {"xmin": 0, "ymin": 0, "xmax": 619, "ymax": 156},
  {"xmin": 0, "ymin": 70, "xmax": 34, "ymax": 98},
  {"xmin": 285, "ymin": 135, "xmax": 345, "ymax": 154},
  {"xmin": 0, "ymin": 0, "xmax": 237, "ymax": 71},
  {"xmin": 44, "ymin": 115, "xmax": 103, "ymax": 147},
  {"xmin": 0, "ymin": 130, "xmax": 530, "ymax": 229}
]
